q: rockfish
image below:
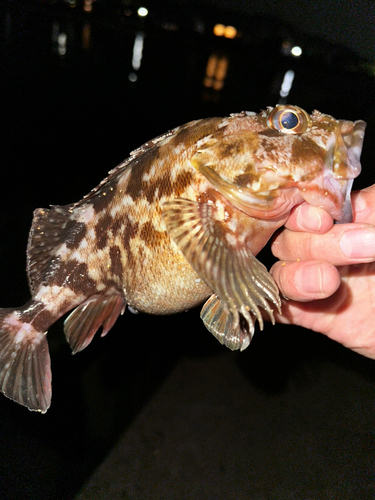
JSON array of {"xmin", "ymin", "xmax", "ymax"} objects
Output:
[{"xmin": 0, "ymin": 105, "xmax": 366, "ymax": 412}]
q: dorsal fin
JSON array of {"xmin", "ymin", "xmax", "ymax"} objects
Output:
[
  {"xmin": 26, "ymin": 205, "xmax": 82, "ymax": 295},
  {"xmin": 74, "ymin": 128, "xmax": 177, "ymax": 207}
]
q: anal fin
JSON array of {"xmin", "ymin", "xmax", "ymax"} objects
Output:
[{"xmin": 64, "ymin": 294, "xmax": 126, "ymax": 354}]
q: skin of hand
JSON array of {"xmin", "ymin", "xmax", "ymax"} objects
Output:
[{"xmin": 270, "ymin": 185, "xmax": 375, "ymax": 359}]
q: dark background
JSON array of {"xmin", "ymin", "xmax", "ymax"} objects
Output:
[{"xmin": 0, "ymin": 1, "xmax": 374, "ymax": 499}]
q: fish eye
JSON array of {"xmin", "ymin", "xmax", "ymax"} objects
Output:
[
  {"xmin": 267, "ymin": 105, "xmax": 309, "ymax": 134},
  {"xmin": 280, "ymin": 111, "xmax": 298, "ymax": 129}
]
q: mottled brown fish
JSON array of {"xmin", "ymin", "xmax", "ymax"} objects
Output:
[{"xmin": 0, "ymin": 105, "xmax": 366, "ymax": 412}]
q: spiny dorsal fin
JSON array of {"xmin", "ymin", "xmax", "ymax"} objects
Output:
[{"xmin": 75, "ymin": 128, "xmax": 177, "ymax": 207}]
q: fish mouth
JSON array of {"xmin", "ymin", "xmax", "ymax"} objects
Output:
[
  {"xmin": 329, "ymin": 119, "xmax": 366, "ymax": 223},
  {"xmin": 335, "ymin": 119, "xmax": 366, "ymax": 179},
  {"xmin": 300, "ymin": 119, "xmax": 366, "ymax": 223}
]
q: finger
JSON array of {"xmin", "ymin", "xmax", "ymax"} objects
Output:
[
  {"xmin": 270, "ymin": 260, "xmax": 341, "ymax": 301},
  {"xmin": 284, "ymin": 203, "xmax": 334, "ymax": 233},
  {"xmin": 352, "ymin": 186, "xmax": 375, "ymax": 225},
  {"xmin": 271, "ymin": 223, "xmax": 375, "ymax": 265}
]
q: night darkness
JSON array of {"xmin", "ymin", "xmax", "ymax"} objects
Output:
[{"xmin": 0, "ymin": 2, "xmax": 375, "ymax": 499}]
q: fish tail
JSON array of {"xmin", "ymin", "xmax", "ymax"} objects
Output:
[{"xmin": 0, "ymin": 307, "xmax": 51, "ymax": 413}]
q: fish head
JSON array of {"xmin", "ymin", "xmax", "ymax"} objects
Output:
[{"xmin": 192, "ymin": 105, "xmax": 366, "ymax": 223}]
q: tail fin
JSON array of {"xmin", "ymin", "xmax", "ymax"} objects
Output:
[{"xmin": 0, "ymin": 308, "xmax": 51, "ymax": 413}]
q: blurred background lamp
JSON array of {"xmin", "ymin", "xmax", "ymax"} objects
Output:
[
  {"xmin": 137, "ymin": 7, "xmax": 148, "ymax": 17},
  {"xmin": 224, "ymin": 26, "xmax": 237, "ymax": 39},
  {"xmin": 291, "ymin": 45, "xmax": 302, "ymax": 57},
  {"xmin": 213, "ymin": 24, "xmax": 225, "ymax": 36}
]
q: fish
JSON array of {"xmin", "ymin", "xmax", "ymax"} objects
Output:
[{"xmin": 0, "ymin": 105, "xmax": 366, "ymax": 412}]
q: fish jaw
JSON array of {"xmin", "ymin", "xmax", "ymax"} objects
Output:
[{"xmin": 298, "ymin": 119, "xmax": 366, "ymax": 223}]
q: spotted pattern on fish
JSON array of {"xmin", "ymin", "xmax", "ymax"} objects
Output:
[{"xmin": 0, "ymin": 105, "xmax": 366, "ymax": 412}]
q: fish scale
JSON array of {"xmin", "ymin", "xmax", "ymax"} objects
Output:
[{"xmin": 0, "ymin": 105, "xmax": 366, "ymax": 412}]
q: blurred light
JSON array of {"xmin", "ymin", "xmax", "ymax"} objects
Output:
[
  {"xmin": 281, "ymin": 41, "xmax": 302, "ymax": 58},
  {"xmin": 132, "ymin": 32, "xmax": 144, "ymax": 71},
  {"xmin": 83, "ymin": 0, "xmax": 93, "ymax": 13},
  {"xmin": 213, "ymin": 24, "xmax": 225, "ymax": 37},
  {"xmin": 279, "ymin": 70, "xmax": 295, "ymax": 98},
  {"xmin": 213, "ymin": 24, "xmax": 237, "ymax": 39},
  {"xmin": 57, "ymin": 33, "xmax": 67, "ymax": 56},
  {"xmin": 82, "ymin": 23, "xmax": 91, "ymax": 50},
  {"xmin": 224, "ymin": 26, "xmax": 237, "ymax": 39},
  {"xmin": 291, "ymin": 46, "xmax": 302, "ymax": 57},
  {"xmin": 204, "ymin": 54, "xmax": 229, "ymax": 91},
  {"xmin": 281, "ymin": 40, "xmax": 292, "ymax": 56},
  {"xmin": 129, "ymin": 72, "xmax": 138, "ymax": 82},
  {"xmin": 137, "ymin": 7, "xmax": 148, "ymax": 17}
]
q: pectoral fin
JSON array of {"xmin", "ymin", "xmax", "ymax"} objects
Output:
[{"xmin": 162, "ymin": 198, "xmax": 281, "ymax": 349}]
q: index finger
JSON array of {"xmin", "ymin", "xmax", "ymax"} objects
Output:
[
  {"xmin": 284, "ymin": 203, "xmax": 334, "ymax": 233},
  {"xmin": 352, "ymin": 186, "xmax": 375, "ymax": 225}
]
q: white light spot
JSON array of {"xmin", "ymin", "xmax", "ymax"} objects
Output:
[
  {"xmin": 132, "ymin": 32, "xmax": 144, "ymax": 71},
  {"xmin": 291, "ymin": 46, "xmax": 302, "ymax": 57},
  {"xmin": 57, "ymin": 33, "xmax": 67, "ymax": 56},
  {"xmin": 137, "ymin": 7, "xmax": 148, "ymax": 17},
  {"xmin": 280, "ymin": 70, "xmax": 295, "ymax": 98}
]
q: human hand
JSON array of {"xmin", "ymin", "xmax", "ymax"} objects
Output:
[{"xmin": 270, "ymin": 184, "xmax": 375, "ymax": 359}]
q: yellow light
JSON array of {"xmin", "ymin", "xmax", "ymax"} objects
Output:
[
  {"xmin": 215, "ymin": 57, "xmax": 228, "ymax": 80},
  {"xmin": 213, "ymin": 24, "xmax": 225, "ymax": 37},
  {"xmin": 83, "ymin": 0, "xmax": 93, "ymax": 13},
  {"xmin": 206, "ymin": 55, "xmax": 217, "ymax": 78},
  {"xmin": 224, "ymin": 26, "xmax": 237, "ymax": 39},
  {"xmin": 203, "ymin": 54, "xmax": 228, "ymax": 90}
]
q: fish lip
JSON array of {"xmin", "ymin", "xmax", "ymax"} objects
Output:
[
  {"xmin": 340, "ymin": 119, "xmax": 366, "ymax": 179},
  {"xmin": 327, "ymin": 119, "xmax": 366, "ymax": 223}
]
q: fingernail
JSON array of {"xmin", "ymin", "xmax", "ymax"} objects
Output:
[
  {"xmin": 339, "ymin": 228, "xmax": 375, "ymax": 259},
  {"xmin": 353, "ymin": 193, "xmax": 366, "ymax": 213},
  {"xmin": 297, "ymin": 204, "xmax": 322, "ymax": 232},
  {"xmin": 294, "ymin": 263, "xmax": 323, "ymax": 293}
]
